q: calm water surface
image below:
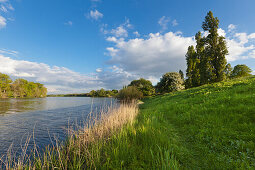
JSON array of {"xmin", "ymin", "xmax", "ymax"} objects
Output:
[{"xmin": 0, "ymin": 97, "xmax": 115, "ymax": 157}]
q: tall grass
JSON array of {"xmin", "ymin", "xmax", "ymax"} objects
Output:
[{"xmin": 0, "ymin": 102, "xmax": 138, "ymax": 169}]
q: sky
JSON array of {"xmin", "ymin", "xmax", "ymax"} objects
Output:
[{"xmin": 0, "ymin": 0, "xmax": 255, "ymax": 94}]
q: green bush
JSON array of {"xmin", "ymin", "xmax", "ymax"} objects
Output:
[
  {"xmin": 230, "ymin": 64, "xmax": 252, "ymax": 78},
  {"xmin": 117, "ymin": 86, "xmax": 143, "ymax": 101},
  {"xmin": 156, "ymin": 72, "xmax": 184, "ymax": 93},
  {"xmin": 128, "ymin": 78, "xmax": 155, "ymax": 96}
]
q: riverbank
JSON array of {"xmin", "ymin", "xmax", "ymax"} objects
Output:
[
  {"xmin": 3, "ymin": 76, "xmax": 255, "ymax": 169},
  {"xmin": 82, "ymin": 76, "xmax": 254, "ymax": 169}
]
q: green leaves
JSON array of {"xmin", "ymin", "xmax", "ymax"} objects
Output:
[
  {"xmin": 0, "ymin": 73, "xmax": 47, "ymax": 98},
  {"xmin": 186, "ymin": 11, "xmax": 229, "ymax": 88}
]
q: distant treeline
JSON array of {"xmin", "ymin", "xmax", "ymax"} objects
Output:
[
  {"xmin": 48, "ymin": 89, "xmax": 118, "ymax": 98},
  {"xmin": 0, "ymin": 73, "xmax": 47, "ymax": 98}
]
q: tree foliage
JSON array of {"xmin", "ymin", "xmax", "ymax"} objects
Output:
[
  {"xmin": 156, "ymin": 72, "xmax": 184, "ymax": 93},
  {"xmin": 87, "ymin": 89, "xmax": 118, "ymax": 97},
  {"xmin": 185, "ymin": 11, "xmax": 229, "ymax": 88},
  {"xmin": 230, "ymin": 64, "xmax": 252, "ymax": 78},
  {"xmin": 0, "ymin": 73, "xmax": 47, "ymax": 98},
  {"xmin": 128, "ymin": 78, "xmax": 155, "ymax": 96}
]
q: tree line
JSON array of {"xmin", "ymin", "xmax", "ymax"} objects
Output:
[
  {"xmin": 0, "ymin": 73, "xmax": 47, "ymax": 98},
  {"xmin": 185, "ymin": 11, "xmax": 252, "ymax": 88},
  {"xmin": 50, "ymin": 11, "xmax": 253, "ymax": 101},
  {"xmin": 48, "ymin": 89, "xmax": 118, "ymax": 97},
  {"xmin": 117, "ymin": 11, "xmax": 253, "ymax": 101}
]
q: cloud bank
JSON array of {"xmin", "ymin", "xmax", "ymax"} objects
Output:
[{"xmin": 0, "ymin": 23, "xmax": 254, "ymax": 93}]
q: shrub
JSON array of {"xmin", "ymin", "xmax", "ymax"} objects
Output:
[
  {"xmin": 128, "ymin": 78, "xmax": 155, "ymax": 96},
  {"xmin": 230, "ymin": 64, "xmax": 252, "ymax": 78},
  {"xmin": 156, "ymin": 72, "xmax": 184, "ymax": 93},
  {"xmin": 117, "ymin": 86, "xmax": 143, "ymax": 101}
]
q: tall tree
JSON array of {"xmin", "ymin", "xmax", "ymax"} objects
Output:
[
  {"xmin": 202, "ymin": 11, "xmax": 228, "ymax": 83},
  {"xmin": 185, "ymin": 46, "xmax": 196, "ymax": 88}
]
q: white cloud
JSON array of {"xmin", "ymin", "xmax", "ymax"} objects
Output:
[
  {"xmin": 64, "ymin": 21, "xmax": 73, "ymax": 26},
  {"xmin": 228, "ymin": 24, "xmax": 236, "ymax": 32},
  {"xmin": 0, "ymin": 55, "xmax": 103, "ymax": 94},
  {"xmin": 158, "ymin": 16, "xmax": 170, "ymax": 31},
  {"xmin": 0, "ymin": 15, "xmax": 6, "ymax": 28},
  {"xmin": 248, "ymin": 33, "xmax": 255, "ymax": 39},
  {"xmin": 109, "ymin": 19, "xmax": 132, "ymax": 38},
  {"xmin": 96, "ymin": 68, "xmax": 103, "ymax": 72},
  {"xmin": 106, "ymin": 31, "xmax": 195, "ymax": 80},
  {"xmin": 218, "ymin": 28, "xmax": 226, "ymax": 37},
  {"xmin": 133, "ymin": 31, "xmax": 140, "ymax": 37},
  {"xmin": 172, "ymin": 19, "xmax": 178, "ymax": 26},
  {"xmin": 111, "ymin": 26, "xmax": 128, "ymax": 37},
  {"xmin": 106, "ymin": 36, "xmax": 118, "ymax": 43},
  {"xmin": 89, "ymin": 9, "xmax": 103, "ymax": 20}
]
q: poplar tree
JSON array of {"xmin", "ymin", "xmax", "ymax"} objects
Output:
[
  {"xmin": 202, "ymin": 11, "xmax": 228, "ymax": 83},
  {"xmin": 185, "ymin": 45, "xmax": 196, "ymax": 88}
]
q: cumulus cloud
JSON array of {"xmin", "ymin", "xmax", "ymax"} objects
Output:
[
  {"xmin": 0, "ymin": 55, "xmax": 103, "ymax": 94},
  {"xmin": 228, "ymin": 24, "xmax": 236, "ymax": 32},
  {"xmin": 109, "ymin": 19, "xmax": 132, "ymax": 38},
  {"xmin": 89, "ymin": 9, "xmax": 103, "ymax": 20},
  {"xmin": 225, "ymin": 29, "xmax": 255, "ymax": 61},
  {"xmin": 111, "ymin": 26, "xmax": 128, "ymax": 37},
  {"xmin": 106, "ymin": 32, "xmax": 195, "ymax": 81},
  {"xmin": 0, "ymin": 16, "xmax": 6, "ymax": 28}
]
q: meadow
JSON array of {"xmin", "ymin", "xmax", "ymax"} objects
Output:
[{"xmin": 89, "ymin": 76, "xmax": 255, "ymax": 169}]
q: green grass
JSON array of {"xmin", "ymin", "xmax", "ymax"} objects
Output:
[
  {"xmin": 91, "ymin": 76, "xmax": 255, "ymax": 169},
  {"xmin": 6, "ymin": 76, "xmax": 255, "ymax": 169}
]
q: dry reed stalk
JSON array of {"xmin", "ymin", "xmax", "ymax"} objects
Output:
[{"xmin": 1, "ymin": 101, "xmax": 139, "ymax": 169}]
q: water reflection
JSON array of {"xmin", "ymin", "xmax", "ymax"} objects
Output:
[
  {"xmin": 0, "ymin": 98, "xmax": 47, "ymax": 114},
  {"xmin": 0, "ymin": 97, "xmax": 116, "ymax": 159}
]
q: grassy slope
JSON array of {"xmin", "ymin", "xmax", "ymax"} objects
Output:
[{"xmin": 96, "ymin": 76, "xmax": 255, "ymax": 169}]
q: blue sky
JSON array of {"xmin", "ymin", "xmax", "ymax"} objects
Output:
[{"xmin": 0, "ymin": 0, "xmax": 255, "ymax": 93}]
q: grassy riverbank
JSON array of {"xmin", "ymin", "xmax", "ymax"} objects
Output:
[
  {"xmin": 88, "ymin": 76, "xmax": 254, "ymax": 169},
  {"xmin": 3, "ymin": 76, "xmax": 255, "ymax": 169}
]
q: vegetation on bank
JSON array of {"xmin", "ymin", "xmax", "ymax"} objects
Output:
[
  {"xmin": 4, "ymin": 76, "xmax": 255, "ymax": 169},
  {"xmin": 99, "ymin": 76, "xmax": 254, "ymax": 169},
  {"xmin": 47, "ymin": 89, "xmax": 118, "ymax": 97},
  {"xmin": 2, "ymin": 10, "xmax": 254, "ymax": 169},
  {"xmin": 0, "ymin": 73, "xmax": 47, "ymax": 98}
]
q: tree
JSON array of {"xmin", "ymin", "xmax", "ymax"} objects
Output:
[
  {"xmin": 224, "ymin": 63, "xmax": 233, "ymax": 79},
  {"xmin": 0, "ymin": 73, "xmax": 47, "ymax": 98},
  {"xmin": 156, "ymin": 72, "xmax": 184, "ymax": 93},
  {"xmin": 179, "ymin": 70, "xmax": 184, "ymax": 80},
  {"xmin": 128, "ymin": 78, "xmax": 155, "ymax": 96},
  {"xmin": 0, "ymin": 73, "xmax": 12, "ymax": 98},
  {"xmin": 231, "ymin": 64, "xmax": 252, "ymax": 78},
  {"xmin": 202, "ymin": 11, "xmax": 228, "ymax": 83},
  {"xmin": 185, "ymin": 45, "xmax": 200, "ymax": 88}
]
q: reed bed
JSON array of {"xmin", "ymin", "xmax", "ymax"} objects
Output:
[{"xmin": 1, "ymin": 102, "xmax": 138, "ymax": 169}]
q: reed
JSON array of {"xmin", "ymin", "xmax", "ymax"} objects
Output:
[{"xmin": 1, "ymin": 102, "xmax": 138, "ymax": 169}]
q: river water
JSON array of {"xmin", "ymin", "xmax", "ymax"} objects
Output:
[{"xmin": 0, "ymin": 97, "xmax": 115, "ymax": 158}]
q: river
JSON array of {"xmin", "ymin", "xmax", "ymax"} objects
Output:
[{"xmin": 0, "ymin": 97, "xmax": 115, "ymax": 158}]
